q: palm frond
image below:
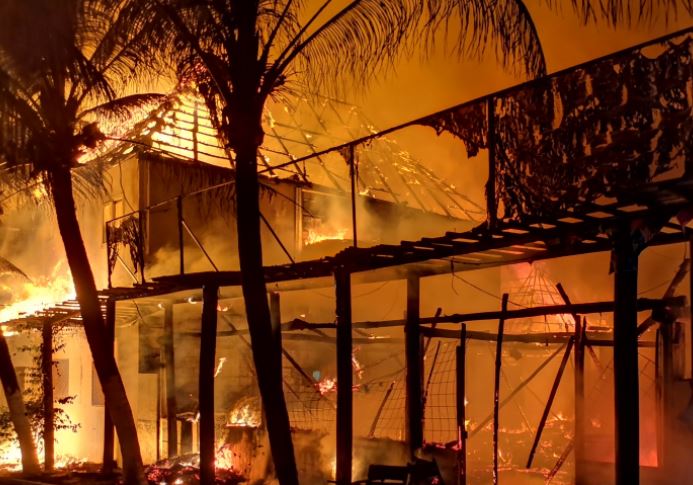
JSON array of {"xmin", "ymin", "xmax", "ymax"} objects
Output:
[
  {"xmin": 0, "ymin": 255, "xmax": 30, "ymax": 280},
  {"xmin": 78, "ymin": 93, "xmax": 167, "ymax": 120}
]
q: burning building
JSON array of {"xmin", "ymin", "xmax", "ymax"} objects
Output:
[{"xmin": 0, "ymin": 25, "xmax": 692, "ymax": 485}]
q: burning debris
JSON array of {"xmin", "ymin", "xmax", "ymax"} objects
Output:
[
  {"xmin": 316, "ymin": 377, "xmax": 337, "ymax": 396},
  {"xmin": 145, "ymin": 452, "xmax": 244, "ymax": 485},
  {"xmin": 227, "ymin": 397, "xmax": 261, "ymax": 428}
]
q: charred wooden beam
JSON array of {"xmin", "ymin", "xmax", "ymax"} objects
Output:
[
  {"xmin": 613, "ymin": 228, "xmax": 641, "ymax": 485},
  {"xmin": 102, "ymin": 299, "xmax": 116, "ymax": 474},
  {"xmin": 406, "ymin": 276, "xmax": 424, "ymax": 458},
  {"xmin": 492, "ymin": 294, "xmax": 508, "ymax": 485},
  {"xmin": 575, "ymin": 317, "xmax": 586, "ymax": 484},
  {"xmin": 526, "ymin": 337, "xmax": 574, "ymax": 469},
  {"xmin": 199, "ymin": 285, "xmax": 219, "ymax": 485},
  {"xmin": 270, "ymin": 292, "xmax": 282, "ymax": 369},
  {"xmin": 420, "ymin": 327, "xmax": 655, "ymax": 347},
  {"xmin": 335, "ymin": 270, "xmax": 353, "ymax": 485},
  {"xmin": 422, "ymin": 297, "xmax": 683, "ymax": 325},
  {"xmin": 42, "ymin": 318, "xmax": 54, "ymax": 472},
  {"xmin": 456, "ymin": 324, "xmax": 467, "ymax": 485},
  {"xmin": 164, "ymin": 304, "xmax": 177, "ymax": 458},
  {"xmin": 661, "ymin": 318, "xmax": 675, "ymax": 472}
]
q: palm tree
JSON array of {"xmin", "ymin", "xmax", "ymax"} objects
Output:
[
  {"xmin": 0, "ymin": 256, "xmax": 40, "ymax": 474},
  {"xmin": 0, "ymin": 1, "xmax": 161, "ymax": 483},
  {"xmin": 123, "ymin": 1, "xmax": 691, "ymax": 484}
]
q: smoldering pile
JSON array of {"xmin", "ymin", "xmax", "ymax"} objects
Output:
[{"xmin": 144, "ymin": 453, "xmax": 244, "ymax": 485}]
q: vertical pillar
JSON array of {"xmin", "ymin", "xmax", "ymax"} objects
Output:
[
  {"xmin": 164, "ymin": 304, "xmax": 178, "ymax": 457},
  {"xmin": 177, "ymin": 196, "xmax": 184, "ymax": 275},
  {"xmin": 42, "ymin": 319, "xmax": 54, "ymax": 472},
  {"xmin": 269, "ymin": 292, "xmax": 282, "ymax": 363},
  {"xmin": 335, "ymin": 270, "xmax": 352, "ymax": 485},
  {"xmin": 180, "ymin": 421, "xmax": 193, "ymax": 454},
  {"xmin": 486, "ymin": 97, "xmax": 497, "ymax": 231},
  {"xmin": 456, "ymin": 323, "xmax": 467, "ymax": 485},
  {"xmin": 102, "ymin": 300, "xmax": 116, "ymax": 473},
  {"xmin": 405, "ymin": 275, "xmax": 423, "ymax": 457},
  {"xmin": 575, "ymin": 317, "xmax": 586, "ymax": 483},
  {"xmin": 660, "ymin": 319, "xmax": 674, "ymax": 471},
  {"xmin": 199, "ymin": 285, "xmax": 219, "ymax": 485},
  {"xmin": 492, "ymin": 294, "xmax": 509, "ymax": 485},
  {"xmin": 613, "ymin": 228, "xmax": 640, "ymax": 485}
]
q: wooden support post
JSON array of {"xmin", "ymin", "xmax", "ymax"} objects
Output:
[
  {"xmin": 177, "ymin": 196, "xmax": 184, "ymax": 275},
  {"xmin": 405, "ymin": 275, "xmax": 423, "ymax": 458},
  {"xmin": 575, "ymin": 317, "xmax": 586, "ymax": 483},
  {"xmin": 335, "ymin": 270, "xmax": 353, "ymax": 485},
  {"xmin": 180, "ymin": 421, "xmax": 193, "ymax": 454},
  {"xmin": 348, "ymin": 145, "xmax": 358, "ymax": 248},
  {"xmin": 493, "ymin": 294, "xmax": 509, "ymax": 485},
  {"xmin": 156, "ymin": 367, "xmax": 161, "ymax": 462},
  {"xmin": 199, "ymin": 285, "xmax": 219, "ymax": 485},
  {"xmin": 526, "ymin": 338, "xmax": 574, "ymax": 468},
  {"xmin": 613, "ymin": 228, "xmax": 640, "ymax": 485},
  {"xmin": 164, "ymin": 304, "xmax": 177, "ymax": 458},
  {"xmin": 486, "ymin": 97, "xmax": 497, "ymax": 231},
  {"xmin": 456, "ymin": 323, "xmax": 467, "ymax": 485},
  {"xmin": 661, "ymin": 319, "xmax": 674, "ymax": 471},
  {"xmin": 41, "ymin": 318, "xmax": 54, "ymax": 472},
  {"xmin": 102, "ymin": 299, "xmax": 116, "ymax": 473},
  {"xmin": 270, "ymin": 292, "xmax": 282, "ymax": 363}
]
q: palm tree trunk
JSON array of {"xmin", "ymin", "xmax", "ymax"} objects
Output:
[
  {"xmin": 49, "ymin": 168, "xmax": 145, "ymax": 485},
  {"xmin": 235, "ymin": 145, "xmax": 299, "ymax": 485},
  {"xmin": 0, "ymin": 330, "xmax": 40, "ymax": 475}
]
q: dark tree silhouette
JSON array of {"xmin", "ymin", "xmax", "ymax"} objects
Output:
[{"xmin": 0, "ymin": 1, "xmax": 163, "ymax": 482}]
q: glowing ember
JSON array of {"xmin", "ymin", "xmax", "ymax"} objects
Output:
[
  {"xmin": 0, "ymin": 261, "xmax": 75, "ymax": 324},
  {"xmin": 352, "ymin": 351, "xmax": 364, "ymax": 380},
  {"xmin": 304, "ymin": 227, "xmax": 348, "ymax": 246},
  {"xmin": 215, "ymin": 443, "xmax": 235, "ymax": 470},
  {"xmin": 214, "ymin": 357, "xmax": 227, "ymax": 378},
  {"xmin": 316, "ymin": 377, "xmax": 337, "ymax": 395},
  {"xmin": 227, "ymin": 398, "xmax": 261, "ymax": 428}
]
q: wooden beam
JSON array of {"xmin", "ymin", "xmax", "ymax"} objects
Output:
[
  {"xmin": 270, "ymin": 292, "xmax": 282, "ymax": 368},
  {"xmin": 493, "ymin": 294, "xmax": 508, "ymax": 485},
  {"xmin": 456, "ymin": 324, "xmax": 467, "ymax": 485},
  {"xmin": 526, "ymin": 338, "xmax": 574, "ymax": 468},
  {"xmin": 575, "ymin": 317, "xmax": 586, "ymax": 484},
  {"xmin": 102, "ymin": 299, "xmax": 116, "ymax": 474},
  {"xmin": 613, "ymin": 229, "xmax": 640, "ymax": 485},
  {"xmin": 164, "ymin": 304, "xmax": 177, "ymax": 458},
  {"xmin": 199, "ymin": 284, "xmax": 219, "ymax": 485},
  {"xmin": 42, "ymin": 318, "xmax": 54, "ymax": 472},
  {"xmin": 661, "ymin": 318, "xmax": 675, "ymax": 471},
  {"xmin": 335, "ymin": 270, "xmax": 352, "ymax": 485},
  {"xmin": 405, "ymin": 276, "xmax": 423, "ymax": 458},
  {"xmin": 422, "ymin": 297, "xmax": 683, "ymax": 325},
  {"xmin": 420, "ymin": 327, "xmax": 655, "ymax": 347}
]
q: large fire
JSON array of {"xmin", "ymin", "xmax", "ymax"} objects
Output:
[
  {"xmin": 304, "ymin": 227, "xmax": 348, "ymax": 246},
  {"xmin": 227, "ymin": 398, "xmax": 261, "ymax": 428},
  {"xmin": 0, "ymin": 261, "xmax": 75, "ymax": 324},
  {"xmin": 0, "ymin": 437, "xmax": 85, "ymax": 472}
]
